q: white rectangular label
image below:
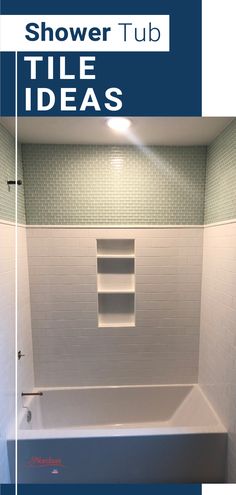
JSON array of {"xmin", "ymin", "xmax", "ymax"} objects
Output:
[
  {"xmin": 0, "ymin": 15, "xmax": 170, "ymax": 52},
  {"xmin": 202, "ymin": 485, "xmax": 236, "ymax": 495},
  {"xmin": 202, "ymin": 0, "xmax": 236, "ymax": 116}
]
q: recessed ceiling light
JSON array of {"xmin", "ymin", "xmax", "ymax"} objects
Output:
[{"xmin": 106, "ymin": 117, "xmax": 132, "ymax": 132}]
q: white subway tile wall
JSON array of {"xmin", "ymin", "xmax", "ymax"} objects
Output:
[
  {"xmin": 199, "ymin": 223, "xmax": 236, "ymax": 482},
  {"xmin": 17, "ymin": 226, "xmax": 35, "ymax": 403},
  {"xmin": 0, "ymin": 223, "xmax": 15, "ymax": 482},
  {"xmin": 0, "ymin": 122, "xmax": 33, "ymax": 483},
  {"xmin": 0, "ymin": 223, "xmax": 34, "ymax": 483},
  {"xmin": 27, "ymin": 227, "xmax": 203, "ymax": 387}
]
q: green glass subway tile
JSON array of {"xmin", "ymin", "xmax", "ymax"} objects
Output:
[
  {"xmin": 0, "ymin": 123, "xmax": 26, "ymax": 224},
  {"xmin": 204, "ymin": 119, "xmax": 236, "ymax": 224},
  {"xmin": 22, "ymin": 144, "xmax": 206, "ymax": 225}
]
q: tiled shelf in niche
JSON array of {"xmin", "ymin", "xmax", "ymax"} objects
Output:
[
  {"xmin": 97, "ymin": 254, "xmax": 135, "ymax": 259},
  {"xmin": 97, "ymin": 239, "xmax": 134, "ymax": 257},
  {"xmin": 98, "ymin": 293, "xmax": 135, "ymax": 328},
  {"xmin": 98, "ymin": 290, "xmax": 135, "ymax": 294},
  {"xmin": 96, "ymin": 239, "xmax": 135, "ymax": 328},
  {"xmin": 97, "ymin": 258, "xmax": 135, "ymax": 293}
]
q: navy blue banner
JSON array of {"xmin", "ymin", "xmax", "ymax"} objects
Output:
[
  {"xmin": 14, "ymin": 49, "xmax": 200, "ymax": 116},
  {"xmin": 1, "ymin": 0, "xmax": 200, "ymax": 15},
  {"xmin": 0, "ymin": 0, "xmax": 202, "ymax": 116},
  {"xmin": 0, "ymin": 484, "xmax": 202, "ymax": 495}
]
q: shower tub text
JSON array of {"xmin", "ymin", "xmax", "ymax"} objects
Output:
[{"xmin": 25, "ymin": 22, "xmax": 162, "ymax": 44}]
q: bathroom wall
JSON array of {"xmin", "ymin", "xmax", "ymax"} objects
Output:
[
  {"xmin": 0, "ymin": 123, "xmax": 34, "ymax": 483},
  {"xmin": 199, "ymin": 118, "xmax": 236, "ymax": 482},
  {"xmin": 0, "ymin": 220, "xmax": 15, "ymax": 482},
  {"xmin": 27, "ymin": 226, "xmax": 203, "ymax": 386},
  {"xmin": 204, "ymin": 120, "xmax": 236, "ymax": 224},
  {"xmin": 23, "ymin": 144, "xmax": 206, "ymax": 387},
  {"xmin": 0, "ymin": 124, "xmax": 25, "ymax": 224}
]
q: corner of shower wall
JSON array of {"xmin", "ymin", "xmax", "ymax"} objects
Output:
[
  {"xmin": 17, "ymin": 223, "xmax": 35, "ymax": 395},
  {"xmin": 0, "ymin": 122, "xmax": 35, "ymax": 483},
  {"xmin": 198, "ymin": 117, "xmax": 236, "ymax": 482},
  {"xmin": 17, "ymin": 146, "xmax": 35, "ymax": 418}
]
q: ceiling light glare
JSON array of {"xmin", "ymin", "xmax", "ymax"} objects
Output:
[{"xmin": 106, "ymin": 118, "xmax": 132, "ymax": 133}]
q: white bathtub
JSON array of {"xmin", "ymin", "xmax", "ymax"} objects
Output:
[{"xmin": 9, "ymin": 384, "xmax": 226, "ymax": 483}]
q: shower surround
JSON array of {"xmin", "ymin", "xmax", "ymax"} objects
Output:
[
  {"xmin": 21, "ymin": 144, "xmax": 207, "ymax": 387},
  {"xmin": 0, "ymin": 118, "xmax": 236, "ymax": 482},
  {"xmin": 20, "ymin": 121, "xmax": 236, "ymax": 481}
]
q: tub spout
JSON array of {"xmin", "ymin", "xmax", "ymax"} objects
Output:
[{"xmin": 21, "ymin": 392, "xmax": 43, "ymax": 397}]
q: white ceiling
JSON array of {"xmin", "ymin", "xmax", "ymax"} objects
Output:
[{"xmin": 1, "ymin": 117, "xmax": 233, "ymax": 146}]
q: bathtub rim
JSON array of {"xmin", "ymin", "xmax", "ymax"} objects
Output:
[{"xmin": 14, "ymin": 383, "xmax": 227, "ymax": 440}]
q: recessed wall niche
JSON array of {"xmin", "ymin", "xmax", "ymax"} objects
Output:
[{"xmin": 97, "ymin": 239, "xmax": 135, "ymax": 328}]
